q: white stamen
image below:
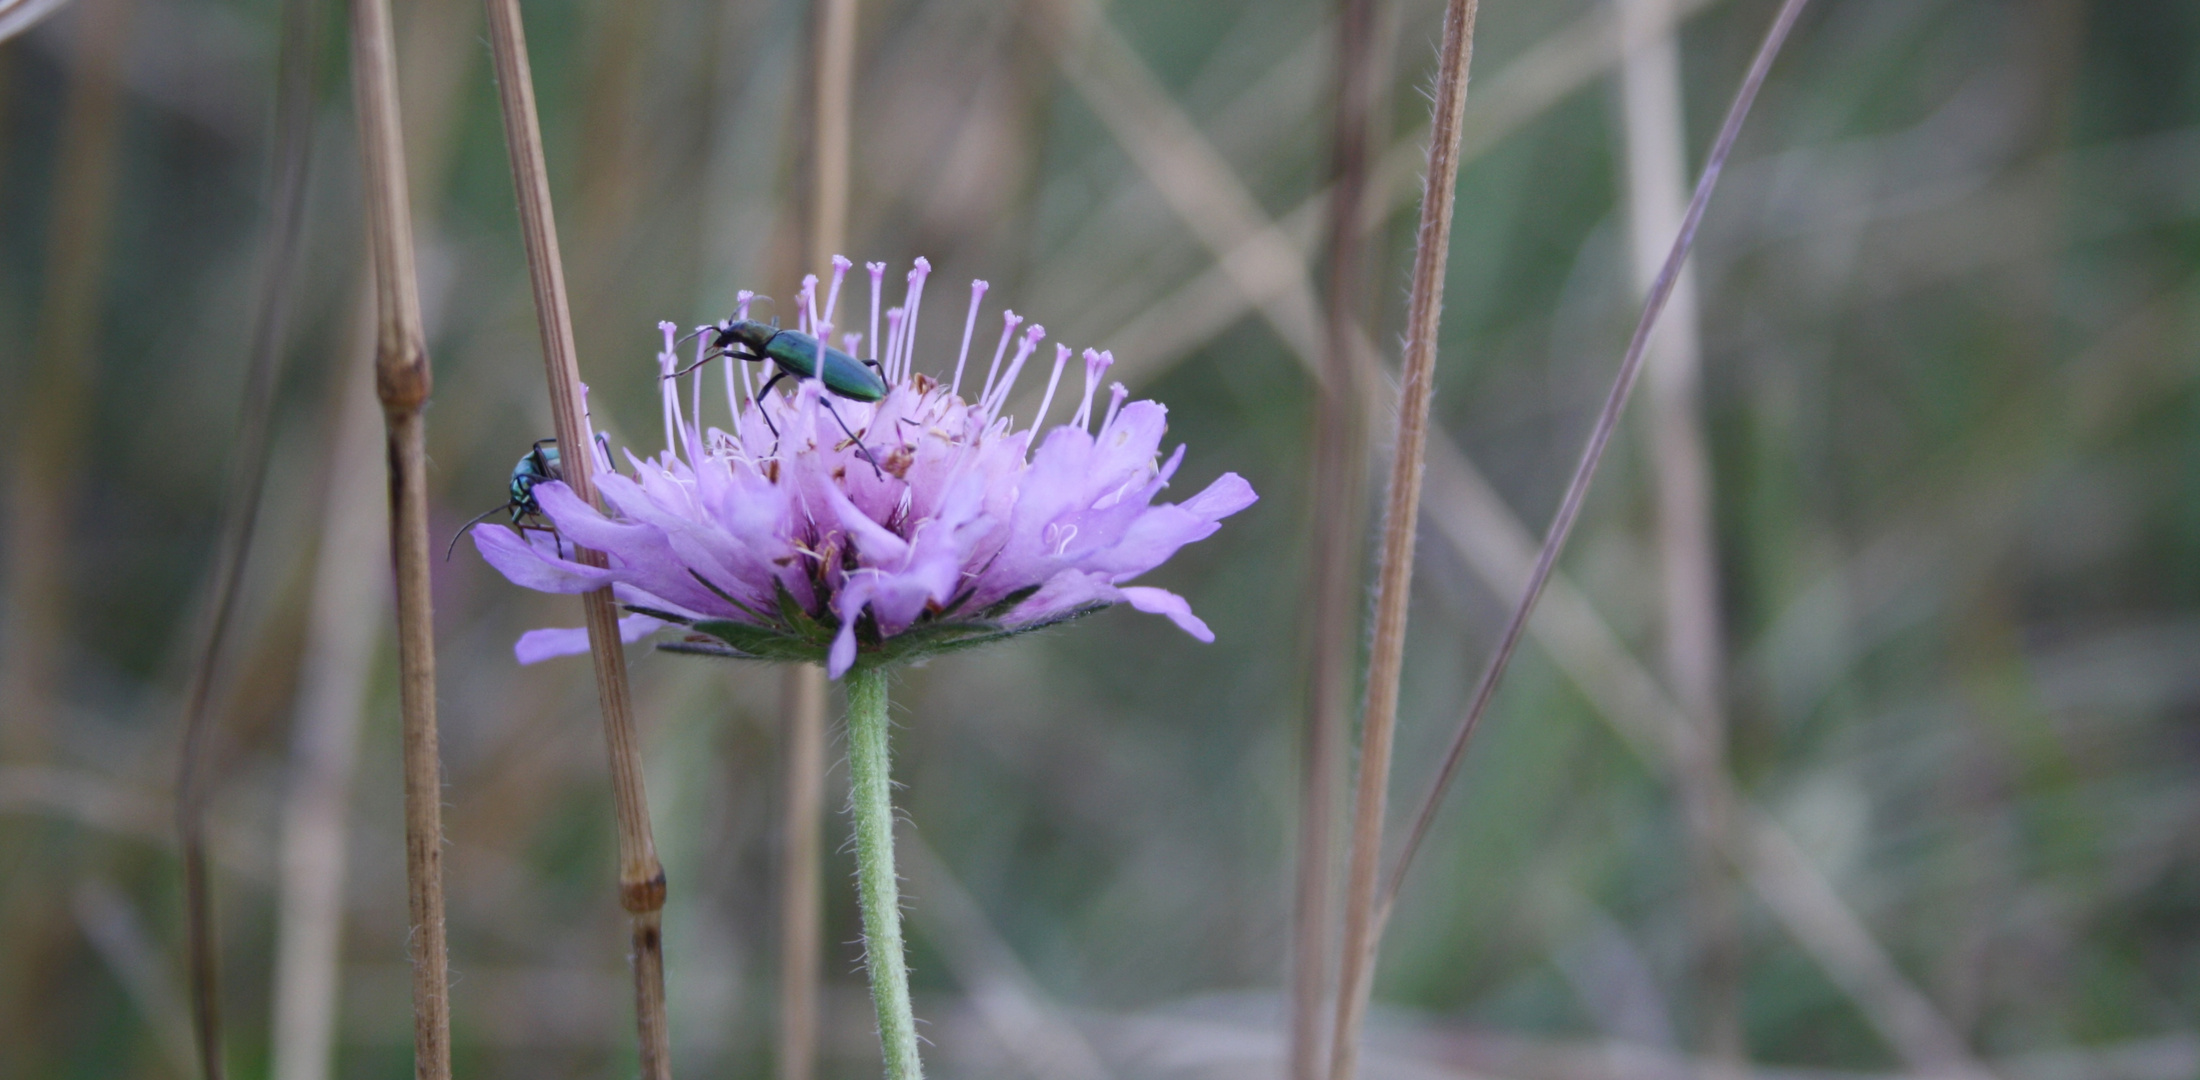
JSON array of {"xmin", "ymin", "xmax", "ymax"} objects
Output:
[
  {"xmin": 897, "ymin": 257, "xmax": 931, "ymax": 383},
  {"xmin": 984, "ymin": 324, "xmax": 1046, "ymax": 418},
  {"xmin": 799, "ymin": 274, "xmax": 820, "ymax": 334},
  {"xmin": 884, "ymin": 308, "xmax": 907, "ymax": 386},
  {"xmin": 1074, "ymin": 348, "xmax": 1112, "ymax": 430},
  {"xmin": 952, "ymin": 279, "xmax": 989, "ymax": 397},
  {"xmin": 736, "ymin": 290, "xmax": 754, "ymax": 322},
  {"xmin": 1099, "ymin": 382, "xmax": 1129, "ymax": 436},
  {"xmin": 580, "ymin": 382, "xmax": 609, "ymax": 471},
  {"xmin": 822, "ymin": 255, "xmax": 852, "ymax": 326},
  {"xmin": 714, "ymin": 325, "xmax": 743, "ymax": 439},
  {"xmin": 978, "ymin": 310, "xmax": 1022, "ymax": 406},
  {"xmin": 866, "ymin": 262, "xmax": 886, "ymax": 360},
  {"xmin": 658, "ymin": 322, "xmax": 680, "ymax": 459},
  {"xmin": 843, "ymin": 332, "xmax": 863, "ymax": 356},
  {"xmin": 1034, "ymin": 344, "xmax": 1071, "ymax": 431}
]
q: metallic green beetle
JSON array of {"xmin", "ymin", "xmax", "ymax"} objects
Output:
[
  {"xmin": 447, "ymin": 438, "xmax": 569, "ymax": 559},
  {"xmin": 683, "ymin": 318, "xmax": 888, "ymax": 474},
  {"xmin": 705, "ymin": 319, "xmax": 888, "ymax": 405}
]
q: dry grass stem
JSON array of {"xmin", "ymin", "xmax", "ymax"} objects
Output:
[
  {"xmin": 1615, "ymin": 0, "xmax": 1740, "ymax": 1055},
  {"xmin": 269, "ymin": 302, "xmax": 387, "ymax": 1080},
  {"xmin": 777, "ymin": 663, "xmax": 826, "ymax": 1080},
  {"xmin": 1289, "ymin": 1, "xmax": 1383, "ymax": 1076},
  {"xmin": 779, "ymin": 4, "xmax": 855, "ymax": 1076},
  {"xmin": 175, "ymin": 0, "xmax": 320, "ymax": 1072},
  {"xmin": 1045, "ymin": 5, "xmax": 1977, "ymax": 1063},
  {"xmin": 1380, "ymin": 0, "xmax": 1812, "ymax": 926},
  {"xmin": 1325, "ymin": 2, "xmax": 1480, "ymax": 1078},
  {"xmin": 1101, "ymin": 0, "xmax": 1727, "ymax": 390},
  {"xmin": 480, "ymin": 0, "xmax": 672, "ymax": 1072},
  {"xmin": 350, "ymin": 0, "xmax": 452, "ymax": 1071},
  {"xmin": 2, "ymin": 0, "xmax": 132, "ymax": 759}
]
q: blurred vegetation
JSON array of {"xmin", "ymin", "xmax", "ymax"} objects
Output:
[{"xmin": 1, "ymin": 0, "xmax": 2196, "ymax": 1076}]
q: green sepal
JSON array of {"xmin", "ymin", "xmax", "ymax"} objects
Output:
[{"xmin": 689, "ymin": 619, "xmax": 824, "ymax": 662}]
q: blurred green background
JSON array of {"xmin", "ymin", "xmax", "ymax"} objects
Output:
[{"xmin": 2, "ymin": 0, "xmax": 2196, "ymax": 1076}]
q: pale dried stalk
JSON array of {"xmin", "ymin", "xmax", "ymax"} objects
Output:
[
  {"xmin": 351, "ymin": 0, "xmax": 451, "ymax": 1073},
  {"xmin": 1325, "ymin": 2, "xmax": 1479, "ymax": 1077},
  {"xmin": 479, "ymin": 1, "xmax": 672, "ymax": 1074},
  {"xmin": 779, "ymin": 3, "xmax": 854, "ymax": 1077},
  {"xmin": 1288, "ymin": 1, "xmax": 1380, "ymax": 1077},
  {"xmin": 177, "ymin": 0, "xmax": 320, "ymax": 1072},
  {"xmin": 1615, "ymin": 0, "xmax": 1740, "ymax": 1056},
  {"xmin": 269, "ymin": 303, "xmax": 385, "ymax": 1080},
  {"xmin": 2, "ymin": 0, "xmax": 131, "ymax": 760},
  {"xmin": 1380, "ymin": 0, "xmax": 1812, "ymax": 929},
  {"xmin": 776, "ymin": 664, "xmax": 825, "ymax": 1080}
]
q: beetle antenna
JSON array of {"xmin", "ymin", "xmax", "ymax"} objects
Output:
[{"xmin": 446, "ymin": 503, "xmax": 519, "ymax": 561}]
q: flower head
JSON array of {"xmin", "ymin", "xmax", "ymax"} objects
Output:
[{"xmin": 473, "ymin": 258, "xmax": 1257, "ymax": 678}]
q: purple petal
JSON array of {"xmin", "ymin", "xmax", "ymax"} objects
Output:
[
  {"xmin": 472, "ymin": 523, "xmax": 620, "ymax": 593},
  {"xmin": 514, "ymin": 611, "xmax": 666, "ymax": 664},
  {"xmin": 1120, "ymin": 586, "xmax": 1213, "ymax": 642}
]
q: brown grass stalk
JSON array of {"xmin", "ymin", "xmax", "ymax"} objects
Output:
[
  {"xmin": 779, "ymin": 4, "xmax": 854, "ymax": 1077},
  {"xmin": 1288, "ymin": 1, "xmax": 1382, "ymax": 1077},
  {"xmin": 174, "ymin": 0, "xmax": 321, "ymax": 1073},
  {"xmin": 1379, "ymin": 0, "xmax": 1811, "ymax": 930},
  {"xmin": 1324, "ymin": 2, "xmax": 1480, "ymax": 1078},
  {"xmin": 480, "ymin": 1, "xmax": 672, "ymax": 1074},
  {"xmin": 271, "ymin": 1, "xmax": 475, "ymax": 1071},
  {"xmin": 350, "ymin": 0, "xmax": 452, "ymax": 1072}
]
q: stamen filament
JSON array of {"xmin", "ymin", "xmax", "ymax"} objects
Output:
[{"xmin": 952, "ymin": 280, "xmax": 989, "ymax": 397}]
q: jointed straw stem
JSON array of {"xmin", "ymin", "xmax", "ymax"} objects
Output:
[
  {"xmin": 1326, "ymin": 1, "xmax": 1479, "ymax": 1078},
  {"xmin": 350, "ymin": 0, "xmax": 451, "ymax": 1073},
  {"xmin": 481, "ymin": 0, "xmax": 671, "ymax": 1074},
  {"xmin": 844, "ymin": 668, "xmax": 924, "ymax": 1080}
]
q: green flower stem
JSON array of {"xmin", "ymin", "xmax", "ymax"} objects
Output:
[{"xmin": 845, "ymin": 666, "xmax": 923, "ymax": 1080}]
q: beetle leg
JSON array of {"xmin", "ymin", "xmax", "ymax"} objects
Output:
[
  {"xmin": 753, "ymin": 368, "xmax": 787, "ymax": 451},
  {"xmin": 820, "ymin": 399, "xmax": 886, "ymax": 480}
]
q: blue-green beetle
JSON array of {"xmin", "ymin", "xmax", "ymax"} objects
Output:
[
  {"xmin": 682, "ymin": 317, "xmax": 888, "ymax": 473},
  {"xmin": 704, "ymin": 319, "xmax": 887, "ymax": 405},
  {"xmin": 448, "ymin": 438, "xmax": 570, "ymax": 559}
]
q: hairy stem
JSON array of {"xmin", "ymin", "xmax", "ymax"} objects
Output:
[
  {"xmin": 1326, "ymin": 2, "xmax": 1480, "ymax": 1079},
  {"xmin": 844, "ymin": 667, "xmax": 922, "ymax": 1080}
]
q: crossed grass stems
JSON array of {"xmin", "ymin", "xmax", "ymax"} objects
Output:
[{"xmin": 165, "ymin": 0, "xmax": 2000, "ymax": 1075}]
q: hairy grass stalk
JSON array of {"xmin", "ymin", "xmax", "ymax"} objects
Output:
[
  {"xmin": 479, "ymin": 0, "xmax": 673, "ymax": 1073},
  {"xmin": 350, "ymin": 0, "xmax": 452, "ymax": 1072},
  {"xmin": 1325, "ymin": 2, "xmax": 1480, "ymax": 1077},
  {"xmin": 781, "ymin": 4, "xmax": 854, "ymax": 1077},
  {"xmin": 175, "ymin": 0, "xmax": 321, "ymax": 1072},
  {"xmin": 1379, "ymin": 0, "xmax": 1811, "ymax": 927},
  {"xmin": 1289, "ymin": 1, "xmax": 1383, "ymax": 1077}
]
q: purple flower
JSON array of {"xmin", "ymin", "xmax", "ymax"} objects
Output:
[{"xmin": 473, "ymin": 257, "xmax": 1258, "ymax": 678}]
